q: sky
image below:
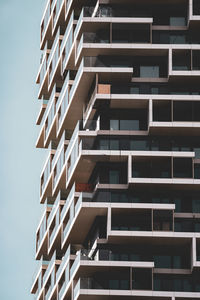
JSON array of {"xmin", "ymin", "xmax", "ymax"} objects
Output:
[{"xmin": 0, "ymin": 1, "xmax": 46, "ymax": 299}]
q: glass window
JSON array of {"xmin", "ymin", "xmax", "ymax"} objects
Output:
[
  {"xmin": 170, "ymin": 34, "xmax": 186, "ymax": 44},
  {"xmin": 120, "ymin": 120, "xmax": 139, "ymax": 130},
  {"xmin": 130, "ymin": 86, "xmax": 139, "ymax": 94},
  {"xmin": 110, "ymin": 139, "xmax": 119, "ymax": 150},
  {"xmin": 109, "ymin": 279, "xmax": 119, "ymax": 289},
  {"xmin": 151, "ymin": 87, "xmax": 159, "ymax": 94},
  {"xmin": 195, "ymin": 222, "xmax": 200, "ymax": 232},
  {"xmin": 120, "ymin": 193, "xmax": 128, "ymax": 203},
  {"xmin": 174, "ymin": 198, "xmax": 181, "ymax": 212},
  {"xmin": 192, "ymin": 199, "xmax": 200, "ymax": 213},
  {"xmin": 130, "ymin": 139, "xmax": 149, "ymax": 150},
  {"xmin": 154, "ymin": 278, "xmax": 161, "ymax": 291},
  {"xmin": 121, "ymin": 254, "xmax": 129, "ymax": 261},
  {"xmin": 170, "ymin": 17, "xmax": 186, "ymax": 26},
  {"xmin": 154, "ymin": 255, "xmax": 171, "ymax": 268},
  {"xmin": 183, "ymin": 279, "xmax": 192, "ymax": 292},
  {"xmin": 99, "ymin": 139, "xmax": 109, "ymax": 150},
  {"xmin": 120, "ymin": 279, "xmax": 129, "ymax": 290},
  {"xmin": 109, "ymin": 170, "xmax": 119, "ymax": 184},
  {"xmin": 140, "ymin": 66, "xmax": 159, "ymax": 78},
  {"xmin": 194, "ymin": 164, "xmax": 200, "ymax": 179},
  {"xmin": 174, "ymin": 278, "xmax": 182, "ymax": 291},
  {"xmin": 173, "ymin": 256, "xmax": 181, "ymax": 268},
  {"xmin": 110, "ymin": 120, "xmax": 119, "ymax": 130}
]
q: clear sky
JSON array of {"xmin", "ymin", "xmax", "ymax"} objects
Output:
[{"xmin": 0, "ymin": 1, "xmax": 46, "ymax": 299}]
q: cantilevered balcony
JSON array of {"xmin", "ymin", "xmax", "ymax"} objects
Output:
[
  {"xmin": 38, "ymin": 28, "xmax": 64, "ymax": 99},
  {"xmin": 149, "ymin": 99, "xmax": 200, "ymax": 135},
  {"xmin": 36, "ymin": 55, "xmax": 133, "ymax": 149},
  {"xmin": 40, "ymin": 0, "xmax": 56, "ymax": 49},
  {"xmin": 129, "ymin": 155, "xmax": 200, "ymax": 189}
]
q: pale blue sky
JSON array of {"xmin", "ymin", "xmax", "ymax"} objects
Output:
[{"xmin": 0, "ymin": 1, "xmax": 46, "ymax": 299}]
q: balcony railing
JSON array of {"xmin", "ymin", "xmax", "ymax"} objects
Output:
[
  {"xmin": 41, "ymin": 1, "xmax": 51, "ymax": 42},
  {"xmin": 32, "ymin": 257, "xmax": 49, "ymax": 284},
  {"xmin": 62, "ymin": 13, "xmax": 74, "ymax": 72},
  {"xmin": 56, "ymin": 245, "xmax": 71, "ymax": 281},
  {"xmin": 47, "ymin": 193, "xmax": 61, "ymax": 227},
  {"xmin": 70, "ymin": 252, "xmax": 81, "ymax": 278},
  {"xmin": 74, "ymin": 7, "xmax": 95, "ymax": 39},
  {"xmin": 39, "ymin": 53, "xmax": 48, "ymax": 90},
  {"xmin": 58, "ymin": 280, "xmax": 67, "ymax": 300},
  {"xmin": 43, "ymin": 251, "xmax": 56, "ymax": 285},
  {"xmin": 60, "ymin": 184, "xmax": 76, "ymax": 221},
  {"xmin": 45, "ymin": 284, "xmax": 53, "ymax": 300},
  {"xmin": 53, "ymin": 0, "xmax": 64, "ymax": 30},
  {"xmin": 49, "ymin": 32, "xmax": 62, "ymax": 85},
  {"xmin": 41, "ymin": 153, "xmax": 53, "ymax": 196}
]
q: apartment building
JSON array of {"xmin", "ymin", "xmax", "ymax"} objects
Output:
[{"xmin": 31, "ymin": 0, "xmax": 200, "ymax": 300}]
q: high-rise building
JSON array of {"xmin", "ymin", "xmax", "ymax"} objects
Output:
[{"xmin": 31, "ymin": 1, "xmax": 200, "ymax": 299}]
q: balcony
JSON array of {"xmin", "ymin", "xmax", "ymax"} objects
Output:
[
  {"xmin": 73, "ymin": 267, "xmax": 152, "ymax": 300},
  {"xmin": 61, "ymin": 12, "xmax": 74, "ymax": 74},
  {"xmin": 31, "ymin": 258, "xmax": 49, "ymax": 298},
  {"xmin": 40, "ymin": 152, "xmax": 55, "ymax": 202},
  {"xmin": 154, "ymin": 273, "xmax": 200, "ymax": 292},
  {"xmin": 38, "ymin": 28, "xmax": 63, "ymax": 100},
  {"xmin": 111, "ymin": 208, "xmax": 173, "ymax": 233},
  {"xmin": 150, "ymin": 99, "xmax": 200, "ymax": 135},
  {"xmin": 169, "ymin": 48, "xmax": 200, "ymax": 80},
  {"xmin": 129, "ymin": 155, "xmax": 200, "ymax": 189},
  {"xmin": 40, "ymin": 0, "xmax": 56, "ymax": 49},
  {"xmin": 92, "ymin": 189, "xmax": 200, "ymax": 214},
  {"xmin": 52, "ymin": 0, "xmax": 65, "ymax": 35},
  {"xmin": 94, "ymin": 3, "xmax": 187, "ymax": 27},
  {"xmin": 36, "ymin": 203, "xmax": 52, "ymax": 255}
]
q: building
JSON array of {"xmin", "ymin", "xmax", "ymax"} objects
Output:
[{"xmin": 31, "ymin": 0, "xmax": 200, "ymax": 300}]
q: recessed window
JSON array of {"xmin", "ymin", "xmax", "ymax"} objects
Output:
[
  {"xmin": 169, "ymin": 17, "xmax": 186, "ymax": 26},
  {"xmin": 140, "ymin": 66, "xmax": 159, "ymax": 78},
  {"xmin": 109, "ymin": 170, "xmax": 120, "ymax": 184}
]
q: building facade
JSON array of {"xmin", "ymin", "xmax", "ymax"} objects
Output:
[{"xmin": 31, "ymin": 0, "xmax": 200, "ymax": 299}]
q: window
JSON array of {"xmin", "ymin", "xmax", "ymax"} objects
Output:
[
  {"xmin": 99, "ymin": 139, "xmax": 109, "ymax": 150},
  {"xmin": 120, "ymin": 120, "xmax": 139, "ymax": 130},
  {"xmin": 109, "ymin": 170, "xmax": 120, "ymax": 184},
  {"xmin": 140, "ymin": 66, "xmax": 159, "ymax": 78},
  {"xmin": 192, "ymin": 199, "xmax": 200, "ymax": 213},
  {"xmin": 170, "ymin": 34, "xmax": 186, "ymax": 44},
  {"xmin": 169, "ymin": 17, "xmax": 186, "ymax": 26},
  {"xmin": 110, "ymin": 139, "xmax": 119, "ymax": 150},
  {"xmin": 110, "ymin": 120, "xmax": 119, "ymax": 130},
  {"xmin": 173, "ymin": 158, "xmax": 192, "ymax": 178},
  {"xmin": 130, "ymin": 139, "xmax": 149, "ymax": 150}
]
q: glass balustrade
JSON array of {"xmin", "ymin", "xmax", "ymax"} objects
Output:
[
  {"xmin": 49, "ymin": 223, "xmax": 58, "ymax": 246},
  {"xmin": 74, "ymin": 194, "xmax": 82, "ymax": 215},
  {"xmin": 60, "ymin": 184, "xmax": 75, "ymax": 220},
  {"xmin": 70, "ymin": 252, "xmax": 80, "ymax": 278},
  {"xmin": 45, "ymin": 284, "xmax": 53, "ymax": 300},
  {"xmin": 62, "ymin": 23, "xmax": 73, "ymax": 71},
  {"xmin": 53, "ymin": 0, "xmax": 64, "ymax": 29},
  {"xmin": 32, "ymin": 258, "xmax": 49, "ymax": 283},
  {"xmin": 41, "ymin": 1, "xmax": 51, "ymax": 41},
  {"xmin": 49, "ymin": 42, "xmax": 60, "ymax": 85},
  {"xmin": 74, "ymin": 279, "xmax": 80, "ymax": 300},
  {"xmin": 43, "ymin": 251, "xmax": 56, "ymax": 284},
  {"xmin": 56, "ymin": 245, "xmax": 71, "ymax": 281},
  {"xmin": 41, "ymin": 154, "xmax": 52, "ymax": 195},
  {"xmin": 74, "ymin": 7, "xmax": 94, "ymax": 39},
  {"xmin": 47, "ymin": 193, "xmax": 60, "ymax": 227},
  {"xmin": 63, "ymin": 220, "xmax": 71, "ymax": 241},
  {"xmin": 58, "ymin": 280, "xmax": 67, "ymax": 300},
  {"xmin": 39, "ymin": 55, "xmax": 48, "ymax": 89}
]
